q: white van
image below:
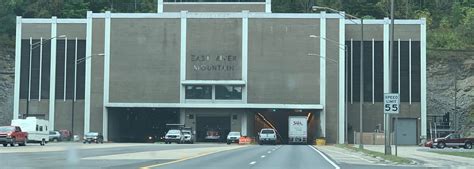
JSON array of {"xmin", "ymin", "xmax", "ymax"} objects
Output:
[{"xmin": 11, "ymin": 117, "xmax": 50, "ymax": 146}]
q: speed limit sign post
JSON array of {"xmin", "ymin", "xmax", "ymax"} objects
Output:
[{"xmin": 384, "ymin": 93, "xmax": 399, "ymax": 114}]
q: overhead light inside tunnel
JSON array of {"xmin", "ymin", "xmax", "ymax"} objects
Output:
[
  {"xmin": 307, "ymin": 112, "xmax": 312, "ymax": 123},
  {"xmin": 257, "ymin": 113, "xmax": 277, "ymax": 131}
]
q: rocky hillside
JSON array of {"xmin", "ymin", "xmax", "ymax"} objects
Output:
[
  {"xmin": 0, "ymin": 46, "xmax": 14, "ymax": 126},
  {"xmin": 427, "ymin": 50, "xmax": 474, "ymax": 135}
]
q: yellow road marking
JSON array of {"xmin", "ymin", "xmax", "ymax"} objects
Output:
[{"xmin": 140, "ymin": 146, "xmax": 244, "ymax": 169}]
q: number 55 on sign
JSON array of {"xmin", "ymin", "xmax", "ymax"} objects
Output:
[{"xmin": 384, "ymin": 93, "xmax": 399, "ymax": 114}]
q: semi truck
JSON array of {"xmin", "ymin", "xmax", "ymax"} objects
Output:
[{"xmin": 288, "ymin": 116, "xmax": 308, "ymax": 144}]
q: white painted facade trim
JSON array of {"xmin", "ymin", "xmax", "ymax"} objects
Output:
[
  {"xmin": 242, "ymin": 10, "xmax": 249, "ymax": 103},
  {"xmin": 179, "ymin": 11, "xmax": 187, "ymax": 103},
  {"xmin": 13, "ymin": 16, "xmax": 22, "ymax": 119},
  {"xmin": 338, "ymin": 12, "xmax": 345, "ymax": 144},
  {"xmin": 102, "ymin": 11, "xmax": 111, "ymax": 141},
  {"xmin": 49, "ymin": 16, "xmax": 57, "ymax": 130},
  {"xmin": 383, "ymin": 17, "xmax": 390, "ymax": 141},
  {"xmin": 409, "ymin": 39, "xmax": 412, "ymax": 104},
  {"xmin": 372, "ymin": 38, "xmax": 375, "ymax": 104},
  {"xmin": 38, "ymin": 38, "xmax": 43, "ymax": 101},
  {"xmin": 106, "ymin": 103, "xmax": 324, "ymax": 109},
  {"xmin": 346, "ymin": 19, "xmax": 424, "ymax": 25},
  {"xmin": 383, "ymin": 18, "xmax": 390, "ymax": 93},
  {"xmin": 265, "ymin": 0, "xmax": 272, "ymax": 13},
  {"xmin": 157, "ymin": 0, "xmax": 163, "ymax": 13},
  {"xmin": 90, "ymin": 12, "xmax": 341, "ymax": 19},
  {"xmin": 163, "ymin": 2, "xmax": 266, "ymax": 5},
  {"xmin": 84, "ymin": 11, "xmax": 92, "ymax": 134},
  {"xmin": 420, "ymin": 18, "xmax": 427, "ymax": 139},
  {"xmin": 21, "ymin": 19, "xmax": 86, "ymax": 24},
  {"xmin": 63, "ymin": 37, "xmax": 68, "ymax": 101},
  {"xmin": 320, "ymin": 11, "xmax": 326, "ymax": 137},
  {"xmin": 181, "ymin": 80, "xmax": 246, "ymax": 85},
  {"xmin": 350, "ymin": 38, "xmax": 353, "ymax": 104}
]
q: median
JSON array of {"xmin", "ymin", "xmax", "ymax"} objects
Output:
[{"xmin": 335, "ymin": 144, "xmax": 413, "ymax": 164}]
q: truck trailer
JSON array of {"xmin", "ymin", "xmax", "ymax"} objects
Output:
[{"xmin": 288, "ymin": 116, "xmax": 308, "ymax": 144}]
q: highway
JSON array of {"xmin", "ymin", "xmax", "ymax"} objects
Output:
[
  {"xmin": 0, "ymin": 143, "xmax": 429, "ymax": 169},
  {"xmin": 144, "ymin": 145, "xmax": 337, "ymax": 169}
]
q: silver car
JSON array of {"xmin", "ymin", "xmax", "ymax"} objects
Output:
[
  {"xmin": 258, "ymin": 128, "xmax": 277, "ymax": 145},
  {"xmin": 164, "ymin": 129, "xmax": 184, "ymax": 144}
]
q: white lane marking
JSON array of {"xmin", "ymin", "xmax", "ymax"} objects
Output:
[
  {"xmin": 309, "ymin": 145, "xmax": 341, "ymax": 169},
  {"xmin": 261, "ymin": 155, "xmax": 266, "ymax": 158},
  {"xmin": 249, "ymin": 161, "xmax": 257, "ymax": 165},
  {"xmin": 267, "ymin": 151, "xmax": 272, "ymax": 154}
]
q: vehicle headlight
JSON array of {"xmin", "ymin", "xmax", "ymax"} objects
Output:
[
  {"xmin": 148, "ymin": 136, "xmax": 153, "ymax": 140},
  {"xmin": 6, "ymin": 135, "xmax": 12, "ymax": 139},
  {"xmin": 434, "ymin": 139, "xmax": 438, "ymax": 142}
]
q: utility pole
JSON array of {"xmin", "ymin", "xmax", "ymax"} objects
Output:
[{"xmin": 385, "ymin": 0, "xmax": 395, "ymax": 155}]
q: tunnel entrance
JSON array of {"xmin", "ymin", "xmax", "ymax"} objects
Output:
[
  {"xmin": 253, "ymin": 109, "xmax": 320, "ymax": 144},
  {"xmin": 108, "ymin": 108, "xmax": 179, "ymax": 142},
  {"xmin": 195, "ymin": 116, "xmax": 230, "ymax": 142}
]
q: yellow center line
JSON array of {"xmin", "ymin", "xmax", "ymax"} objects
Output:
[{"xmin": 140, "ymin": 146, "xmax": 246, "ymax": 169}]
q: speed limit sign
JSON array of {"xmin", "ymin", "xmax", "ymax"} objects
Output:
[{"xmin": 384, "ymin": 93, "xmax": 399, "ymax": 114}]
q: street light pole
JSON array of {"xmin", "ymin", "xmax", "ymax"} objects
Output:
[{"xmin": 385, "ymin": 0, "xmax": 395, "ymax": 155}]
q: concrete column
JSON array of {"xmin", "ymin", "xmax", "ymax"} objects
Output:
[
  {"xmin": 84, "ymin": 11, "xmax": 92, "ymax": 134},
  {"xmin": 13, "ymin": 16, "xmax": 22, "ymax": 119},
  {"xmin": 102, "ymin": 11, "xmax": 111, "ymax": 141},
  {"xmin": 320, "ymin": 11, "xmax": 327, "ymax": 137},
  {"xmin": 49, "ymin": 16, "xmax": 57, "ymax": 129},
  {"xmin": 241, "ymin": 112, "xmax": 248, "ymax": 136}
]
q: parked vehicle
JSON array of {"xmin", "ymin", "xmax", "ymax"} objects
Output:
[
  {"xmin": 205, "ymin": 129, "xmax": 221, "ymax": 141},
  {"xmin": 49, "ymin": 131, "xmax": 61, "ymax": 142},
  {"xmin": 83, "ymin": 132, "xmax": 104, "ymax": 144},
  {"xmin": 59, "ymin": 130, "xmax": 72, "ymax": 141},
  {"xmin": 226, "ymin": 131, "xmax": 241, "ymax": 145},
  {"xmin": 432, "ymin": 133, "xmax": 473, "ymax": 149},
  {"xmin": 164, "ymin": 129, "xmax": 184, "ymax": 144},
  {"xmin": 0, "ymin": 126, "xmax": 28, "ymax": 147},
  {"xmin": 11, "ymin": 117, "xmax": 49, "ymax": 146},
  {"xmin": 258, "ymin": 128, "xmax": 277, "ymax": 145},
  {"xmin": 288, "ymin": 116, "xmax": 308, "ymax": 144},
  {"xmin": 181, "ymin": 127, "xmax": 194, "ymax": 144}
]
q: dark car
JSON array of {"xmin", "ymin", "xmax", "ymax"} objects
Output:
[
  {"xmin": 432, "ymin": 133, "xmax": 473, "ymax": 149},
  {"xmin": 83, "ymin": 132, "xmax": 104, "ymax": 144}
]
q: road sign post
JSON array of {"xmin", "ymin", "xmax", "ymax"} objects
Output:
[{"xmin": 384, "ymin": 93, "xmax": 399, "ymax": 155}]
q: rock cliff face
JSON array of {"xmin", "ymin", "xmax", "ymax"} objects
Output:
[
  {"xmin": 0, "ymin": 47, "xmax": 14, "ymax": 126},
  {"xmin": 427, "ymin": 51, "xmax": 474, "ymax": 135}
]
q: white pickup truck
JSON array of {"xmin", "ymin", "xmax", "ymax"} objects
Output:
[{"xmin": 258, "ymin": 128, "xmax": 277, "ymax": 145}]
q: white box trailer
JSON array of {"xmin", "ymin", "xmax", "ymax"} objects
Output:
[
  {"xmin": 11, "ymin": 117, "xmax": 50, "ymax": 146},
  {"xmin": 288, "ymin": 116, "xmax": 308, "ymax": 144}
]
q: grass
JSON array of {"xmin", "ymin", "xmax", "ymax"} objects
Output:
[
  {"xmin": 335, "ymin": 144, "xmax": 413, "ymax": 164},
  {"xmin": 430, "ymin": 151, "xmax": 474, "ymax": 158}
]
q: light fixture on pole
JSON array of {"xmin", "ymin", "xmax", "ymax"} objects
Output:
[{"xmin": 312, "ymin": 6, "xmax": 364, "ymax": 148}]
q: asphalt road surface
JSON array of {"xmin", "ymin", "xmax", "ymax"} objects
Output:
[{"xmin": 0, "ymin": 143, "xmax": 429, "ymax": 169}]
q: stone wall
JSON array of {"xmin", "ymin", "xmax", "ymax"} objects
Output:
[{"xmin": 0, "ymin": 46, "xmax": 14, "ymax": 126}]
